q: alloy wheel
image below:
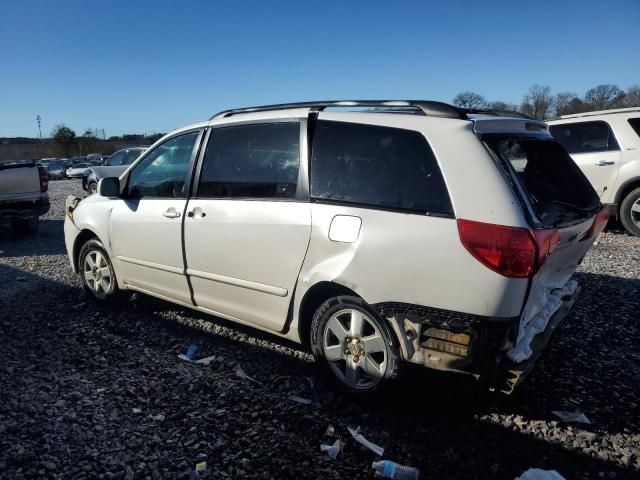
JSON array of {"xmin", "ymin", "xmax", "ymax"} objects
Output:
[
  {"xmin": 83, "ymin": 250, "xmax": 112, "ymax": 294},
  {"xmin": 322, "ymin": 308, "xmax": 388, "ymax": 390}
]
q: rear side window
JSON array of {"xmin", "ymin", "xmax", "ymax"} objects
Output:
[
  {"xmin": 484, "ymin": 135, "xmax": 599, "ymax": 227},
  {"xmin": 199, "ymin": 123, "xmax": 300, "ymax": 199},
  {"xmin": 310, "ymin": 120, "xmax": 453, "ymax": 215},
  {"xmin": 549, "ymin": 121, "xmax": 619, "ymax": 154},
  {"xmin": 628, "ymin": 118, "xmax": 640, "ymax": 138}
]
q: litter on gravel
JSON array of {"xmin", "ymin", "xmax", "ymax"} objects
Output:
[
  {"xmin": 178, "ymin": 353, "xmax": 220, "ymax": 365},
  {"xmin": 552, "ymin": 409, "xmax": 591, "ymax": 424},
  {"xmin": 288, "ymin": 395, "xmax": 312, "ymax": 405},
  {"xmin": 515, "ymin": 468, "xmax": 566, "ymax": 480},
  {"xmin": 234, "ymin": 364, "xmax": 263, "ymax": 386},
  {"xmin": 348, "ymin": 426, "xmax": 384, "ymax": 456},
  {"xmin": 320, "ymin": 438, "xmax": 343, "ymax": 460}
]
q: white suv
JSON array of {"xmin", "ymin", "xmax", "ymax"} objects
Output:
[
  {"xmin": 64, "ymin": 101, "xmax": 606, "ymax": 394},
  {"xmin": 547, "ymin": 108, "xmax": 640, "ymax": 236}
]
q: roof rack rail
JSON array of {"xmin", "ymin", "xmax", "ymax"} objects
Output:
[
  {"xmin": 211, "ymin": 100, "xmax": 467, "ymax": 120},
  {"xmin": 465, "ymin": 108, "xmax": 534, "ymax": 120}
]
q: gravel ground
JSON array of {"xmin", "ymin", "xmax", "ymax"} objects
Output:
[{"xmin": 0, "ymin": 179, "xmax": 638, "ymax": 480}]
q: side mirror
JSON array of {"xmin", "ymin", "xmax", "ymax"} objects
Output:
[{"xmin": 99, "ymin": 177, "xmax": 120, "ymax": 198}]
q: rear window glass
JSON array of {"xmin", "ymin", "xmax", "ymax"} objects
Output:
[
  {"xmin": 628, "ymin": 118, "xmax": 640, "ymax": 138},
  {"xmin": 484, "ymin": 135, "xmax": 599, "ymax": 226},
  {"xmin": 549, "ymin": 121, "xmax": 619, "ymax": 154},
  {"xmin": 310, "ymin": 120, "xmax": 453, "ymax": 215}
]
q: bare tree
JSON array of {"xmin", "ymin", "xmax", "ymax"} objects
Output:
[
  {"xmin": 453, "ymin": 91, "xmax": 486, "ymax": 109},
  {"xmin": 520, "ymin": 84, "xmax": 553, "ymax": 120},
  {"xmin": 553, "ymin": 92, "xmax": 578, "ymax": 116},
  {"xmin": 623, "ymin": 85, "xmax": 640, "ymax": 107},
  {"xmin": 485, "ymin": 101, "xmax": 519, "ymax": 112},
  {"xmin": 584, "ymin": 84, "xmax": 623, "ymax": 110}
]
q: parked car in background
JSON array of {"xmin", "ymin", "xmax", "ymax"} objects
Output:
[
  {"xmin": 38, "ymin": 158, "xmax": 59, "ymax": 167},
  {"xmin": 86, "ymin": 153, "xmax": 102, "ymax": 165},
  {"xmin": 548, "ymin": 107, "xmax": 640, "ymax": 236},
  {"xmin": 44, "ymin": 161, "xmax": 67, "ymax": 179},
  {"xmin": 83, "ymin": 147, "xmax": 147, "ymax": 193},
  {"xmin": 1, "ymin": 160, "xmax": 49, "ymax": 233},
  {"xmin": 65, "ymin": 162, "xmax": 91, "ymax": 179},
  {"xmin": 64, "ymin": 100, "xmax": 606, "ymax": 395}
]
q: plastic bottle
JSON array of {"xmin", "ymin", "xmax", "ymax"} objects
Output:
[{"xmin": 372, "ymin": 460, "xmax": 420, "ymax": 480}]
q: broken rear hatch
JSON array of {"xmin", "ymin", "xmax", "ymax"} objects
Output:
[{"xmin": 481, "ymin": 127, "xmax": 606, "ymax": 363}]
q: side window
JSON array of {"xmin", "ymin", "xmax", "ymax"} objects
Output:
[
  {"xmin": 107, "ymin": 151, "xmax": 126, "ymax": 166},
  {"xmin": 310, "ymin": 120, "xmax": 453, "ymax": 215},
  {"xmin": 127, "ymin": 132, "xmax": 199, "ymax": 198},
  {"xmin": 628, "ymin": 118, "xmax": 640, "ymax": 138},
  {"xmin": 198, "ymin": 122, "xmax": 300, "ymax": 199},
  {"xmin": 549, "ymin": 121, "xmax": 620, "ymax": 154},
  {"xmin": 124, "ymin": 149, "xmax": 143, "ymax": 165}
]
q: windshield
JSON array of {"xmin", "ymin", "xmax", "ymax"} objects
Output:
[{"xmin": 483, "ymin": 135, "xmax": 600, "ymax": 227}]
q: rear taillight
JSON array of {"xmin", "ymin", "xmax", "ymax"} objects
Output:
[
  {"xmin": 581, "ymin": 207, "xmax": 609, "ymax": 241},
  {"xmin": 37, "ymin": 165, "xmax": 48, "ymax": 192},
  {"xmin": 457, "ymin": 219, "xmax": 559, "ymax": 278}
]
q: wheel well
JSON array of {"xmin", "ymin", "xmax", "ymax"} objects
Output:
[
  {"xmin": 73, "ymin": 230, "xmax": 97, "ymax": 272},
  {"xmin": 297, "ymin": 281, "xmax": 359, "ymax": 348},
  {"xmin": 615, "ymin": 178, "xmax": 640, "ymax": 215}
]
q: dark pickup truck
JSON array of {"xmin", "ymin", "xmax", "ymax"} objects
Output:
[{"xmin": 0, "ymin": 160, "xmax": 50, "ymax": 234}]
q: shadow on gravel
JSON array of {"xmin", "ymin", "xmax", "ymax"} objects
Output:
[
  {"xmin": 0, "ymin": 219, "xmax": 66, "ymax": 257},
  {"xmin": 1, "ymin": 263, "xmax": 637, "ymax": 479}
]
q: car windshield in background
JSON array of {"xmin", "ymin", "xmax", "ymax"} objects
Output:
[
  {"xmin": 628, "ymin": 118, "xmax": 640, "ymax": 138},
  {"xmin": 483, "ymin": 135, "xmax": 600, "ymax": 227}
]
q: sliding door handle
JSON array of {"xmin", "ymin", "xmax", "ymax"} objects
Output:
[{"xmin": 595, "ymin": 160, "xmax": 615, "ymax": 166}]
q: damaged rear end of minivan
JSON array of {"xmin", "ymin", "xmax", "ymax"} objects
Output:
[{"xmin": 476, "ymin": 117, "xmax": 606, "ymax": 393}]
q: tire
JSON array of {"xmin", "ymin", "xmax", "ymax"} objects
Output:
[
  {"xmin": 88, "ymin": 182, "xmax": 98, "ymax": 194},
  {"xmin": 619, "ymin": 187, "xmax": 640, "ymax": 237},
  {"xmin": 310, "ymin": 295, "xmax": 400, "ymax": 395},
  {"xmin": 11, "ymin": 216, "xmax": 39, "ymax": 235},
  {"xmin": 78, "ymin": 238, "xmax": 120, "ymax": 301}
]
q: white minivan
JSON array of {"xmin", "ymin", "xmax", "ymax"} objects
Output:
[{"xmin": 64, "ymin": 101, "xmax": 606, "ymax": 394}]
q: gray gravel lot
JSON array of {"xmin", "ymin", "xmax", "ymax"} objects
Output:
[{"xmin": 0, "ymin": 179, "xmax": 639, "ymax": 479}]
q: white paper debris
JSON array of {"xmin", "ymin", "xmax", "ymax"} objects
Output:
[
  {"xmin": 234, "ymin": 364, "xmax": 263, "ymax": 386},
  {"xmin": 320, "ymin": 438, "xmax": 342, "ymax": 459},
  {"xmin": 195, "ymin": 355, "xmax": 218, "ymax": 365},
  {"xmin": 347, "ymin": 426, "xmax": 384, "ymax": 456},
  {"xmin": 552, "ymin": 409, "xmax": 591, "ymax": 424},
  {"xmin": 515, "ymin": 468, "xmax": 566, "ymax": 480},
  {"xmin": 132, "ymin": 408, "xmax": 142, "ymax": 414},
  {"xmin": 288, "ymin": 395, "xmax": 312, "ymax": 405}
]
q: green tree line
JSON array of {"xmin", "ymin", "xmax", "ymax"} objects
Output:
[{"xmin": 453, "ymin": 83, "xmax": 640, "ymax": 120}]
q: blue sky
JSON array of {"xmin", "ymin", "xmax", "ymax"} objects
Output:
[{"xmin": 1, "ymin": 0, "xmax": 638, "ymax": 138}]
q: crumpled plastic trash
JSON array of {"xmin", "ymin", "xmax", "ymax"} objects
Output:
[
  {"xmin": 515, "ymin": 468, "xmax": 566, "ymax": 480},
  {"xmin": 348, "ymin": 426, "xmax": 384, "ymax": 456},
  {"xmin": 234, "ymin": 364, "xmax": 263, "ymax": 386},
  {"xmin": 552, "ymin": 409, "xmax": 591, "ymax": 424},
  {"xmin": 131, "ymin": 408, "xmax": 142, "ymax": 415},
  {"xmin": 151, "ymin": 414, "xmax": 165, "ymax": 422},
  {"xmin": 178, "ymin": 354, "xmax": 220, "ymax": 365},
  {"xmin": 195, "ymin": 461, "xmax": 207, "ymax": 473},
  {"xmin": 289, "ymin": 395, "xmax": 312, "ymax": 405},
  {"xmin": 185, "ymin": 344, "xmax": 198, "ymax": 360},
  {"xmin": 320, "ymin": 438, "xmax": 343, "ymax": 459}
]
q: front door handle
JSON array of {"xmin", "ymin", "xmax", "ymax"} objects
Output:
[
  {"xmin": 595, "ymin": 160, "xmax": 615, "ymax": 166},
  {"xmin": 162, "ymin": 208, "xmax": 181, "ymax": 219}
]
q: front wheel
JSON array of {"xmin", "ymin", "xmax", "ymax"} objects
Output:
[
  {"xmin": 78, "ymin": 239, "xmax": 119, "ymax": 301},
  {"xmin": 310, "ymin": 296, "xmax": 400, "ymax": 395},
  {"xmin": 620, "ymin": 187, "xmax": 640, "ymax": 237},
  {"xmin": 88, "ymin": 182, "xmax": 98, "ymax": 194}
]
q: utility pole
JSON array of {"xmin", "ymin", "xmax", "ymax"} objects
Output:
[{"xmin": 36, "ymin": 115, "xmax": 42, "ymax": 139}]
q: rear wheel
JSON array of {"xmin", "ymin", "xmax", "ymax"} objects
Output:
[
  {"xmin": 78, "ymin": 239, "xmax": 119, "ymax": 301},
  {"xmin": 11, "ymin": 216, "xmax": 39, "ymax": 235},
  {"xmin": 310, "ymin": 296, "xmax": 400, "ymax": 394},
  {"xmin": 619, "ymin": 187, "xmax": 640, "ymax": 237}
]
